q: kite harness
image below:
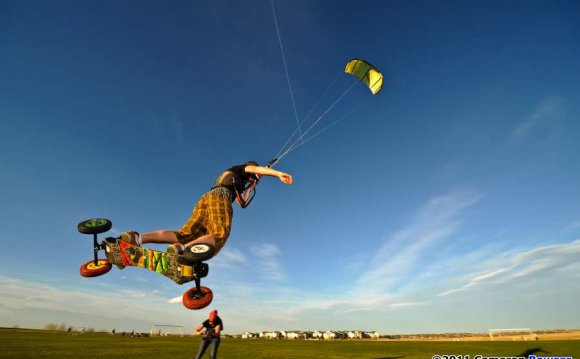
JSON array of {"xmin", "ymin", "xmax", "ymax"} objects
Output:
[{"xmin": 235, "ymin": 157, "xmax": 278, "ymax": 208}]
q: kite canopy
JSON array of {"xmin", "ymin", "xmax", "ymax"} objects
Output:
[
  {"xmin": 344, "ymin": 59, "xmax": 383, "ymax": 95},
  {"xmin": 273, "ymin": 58, "xmax": 385, "ymax": 165}
]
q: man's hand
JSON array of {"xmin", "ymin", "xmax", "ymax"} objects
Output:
[{"xmin": 278, "ymin": 172, "xmax": 293, "ymax": 185}]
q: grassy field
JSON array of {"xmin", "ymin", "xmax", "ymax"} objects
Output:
[{"xmin": 1, "ymin": 329, "xmax": 580, "ymax": 359}]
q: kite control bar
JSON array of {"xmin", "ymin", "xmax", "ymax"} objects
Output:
[{"xmin": 265, "ymin": 157, "xmax": 278, "ymax": 168}]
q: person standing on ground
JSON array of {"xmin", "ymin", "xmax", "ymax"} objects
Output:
[{"xmin": 193, "ymin": 309, "xmax": 223, "ymax": 359}]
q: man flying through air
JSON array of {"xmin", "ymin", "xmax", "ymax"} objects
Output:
[{"xmin": 117, "ymin": 161, "xmax": 292, "ymax": 259}]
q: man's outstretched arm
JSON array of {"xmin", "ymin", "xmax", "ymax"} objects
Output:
[{"xmin": 245, "ymin": 165, "xmax": 293, "ymax": 185}]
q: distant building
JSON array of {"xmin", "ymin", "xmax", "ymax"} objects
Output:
[
  {"xmin": 244, "ymin": 329, "xmax": 378, "ymax": 340},
  {"xmin": 323, "ymin": 331, "xmax": 346, "ymax": 340},
  {"xmin": 285, "ymin": 331, "xmax": 300, "ymax": 340},
  {"xmin": 262, "ymin": 331, "xmax": 283, "ymax": 339},
  {"xmin": 242, "ymin": 332, "xmax": 259, "ymax": 339},
  {"xmin": 312, "ymin": 331, "xmax": 324, "ymax": 339},
  {"xmin": 347, "ymin": 330, "xmax": 367, "ymax": 339}
]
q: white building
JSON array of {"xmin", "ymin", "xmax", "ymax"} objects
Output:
[
  {"xmin": 312, "ymin": 331, "xmax": 324, "ymax": 339},
  {"xmin": 285, "ymin": 331, "xmax": 300, "ymax": 340},
  {"xmin": 347, "ymin": 330, "xmax": 365, "ymax": 339},
  {"xmin": 262, "ymin": 331, "xmax": 282, "ymax": 339},
  {"xmin": 323, "ymin": 331, "xmax": 346, "ymax": 340}
]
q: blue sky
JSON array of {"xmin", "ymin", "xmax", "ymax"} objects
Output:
[{"xmin": 1, "ymin": 0, "xmax": 579, "ymax": 335}]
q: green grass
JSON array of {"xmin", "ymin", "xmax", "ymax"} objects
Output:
[{"xmin": 1, "ymin": 329, "xmax": 579, "ymax": 359}]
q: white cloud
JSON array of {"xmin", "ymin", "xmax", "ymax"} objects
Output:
[
  {"xmin": 0, "ymin": 275, "xmax": 202, "ymax": 331},
  {"xmin": 438, "ymin": 267, "xmax": 510, "ymax": 297},
  {"xmin": 356, "ymin": 190, "xmax": 481, "ymax": 295},
  {"xmin": 168, "ymin": 296, "xmax": 182, "ymax": 304},
  {"xmin": 250, "ymin": 243, "xmax": 285, "ymax": 282},
  {"xmin": 233, "ymin": 191, "xmax": 580, "ymax": 331},
  {"xmin": 563, "ymin": 220, "xmax": 580, "ymax": 234},
  {"xmin": 469, "ymin": 268, "xmax": 510, "ymax": 284},
  {"xmin": 246, "ymin": 190, "xmax": 484, "ymax": 322},
  {"xmin": 210, "ymin": 247, "xmax": 248, "ymax": 271},
  {"xmin": 510, "ymin": 97, "xmax": 562, "ymax": 144},
  {"xmin": 438, "ymin": 239, "xmax": 580, "ymax": 297}
]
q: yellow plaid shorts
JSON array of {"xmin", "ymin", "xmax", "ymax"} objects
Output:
[{"xmin": 175, "ymin": 191, "xmax": 233, "ymax": 253}]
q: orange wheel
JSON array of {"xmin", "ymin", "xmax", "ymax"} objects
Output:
[
  {"xmin": 182, "ymin": 286, "xmax": 213, "ymax": 310},
  {"xmin": 80, "ymin": 259, "xmax": 112, "ymax": 277}
]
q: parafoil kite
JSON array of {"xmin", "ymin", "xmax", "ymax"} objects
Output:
[{"xmin": 344, "ymin": 58, "xmax": 383, "ymax": 95}]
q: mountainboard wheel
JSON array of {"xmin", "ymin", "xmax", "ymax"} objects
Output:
[
  {"xmin": 78, "ymin": 218, "xmax": 112, "ymax": 235},
  {"xmin": 176, "ymin": 243, "xmax": 215, "ymax": 264},
  {"xmin": 80, "ymin": 259, "xmax": 112, "ymax": 277},
  {"xmin": 182, "ymin": 286, "xmax": 213, "ymax": 310}
]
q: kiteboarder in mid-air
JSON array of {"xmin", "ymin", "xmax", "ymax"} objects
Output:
[
  {"xmin": 115, "ymin": 59, "xmax": 383, "ymax": 260},
  {"xmin": 118, "ymin": 161, "xmax": 292, "ymax": 258}
]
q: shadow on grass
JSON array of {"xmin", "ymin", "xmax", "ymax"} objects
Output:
[{"xmin": 517, "ymin": 348, "xmax": 549, "ymax": 358}]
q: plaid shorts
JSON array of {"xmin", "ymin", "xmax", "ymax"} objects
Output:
[{"xmin": 175, "ymin": 190, "xmax": 233, "ymax": 253}]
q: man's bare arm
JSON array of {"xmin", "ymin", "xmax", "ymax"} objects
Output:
[{"xmin": 245, "ymin": 165, "xmax": 293, "ymax": 185}]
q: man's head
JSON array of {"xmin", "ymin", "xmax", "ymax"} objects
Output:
[{"xmin": 208, "ymin": 309, "xmax": 218, "ymax": 322}]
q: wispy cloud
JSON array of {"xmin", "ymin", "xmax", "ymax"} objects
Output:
[
  {"xmin": 344, "ymin": 301, "xmax": 426, "ymax": 314},
  {"xmin": 168, "ymin": 296, "xmax": 182, "ymax": 304},
  {"xmin": 355, "ymin": 190, "xmax": 481, "ymax": 296},
  {"xmin": 0, "ymin": 275, "xmax": 199, "ymax": 330},
  {"xmin": 261, "ymin": 190, "xmax": 483, "ymax": 320},
  {"xmin": 438, "ymin": 268, "xmax": 510, "ymax": 297},
  {"xmin": 510, "ymin": 97, "xmax": 563, "ymax": 144},
  {"xmin": 210, "ymin": 247, "xmax": 248, "ymax": 271},
  {"xmin": 274, "ymin": 292, "xmax": 422, "ymax": 321},
  {"xmin": 438, "ymin": 239, "xmax": 580, "ymax": 297},
  {"xmin": 251, "ymin": 243, "xmax": 285, "ymax": 282},
  {"xmin": 563, "ymin": 220, "xmax": 580, "ymax": 234}
]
